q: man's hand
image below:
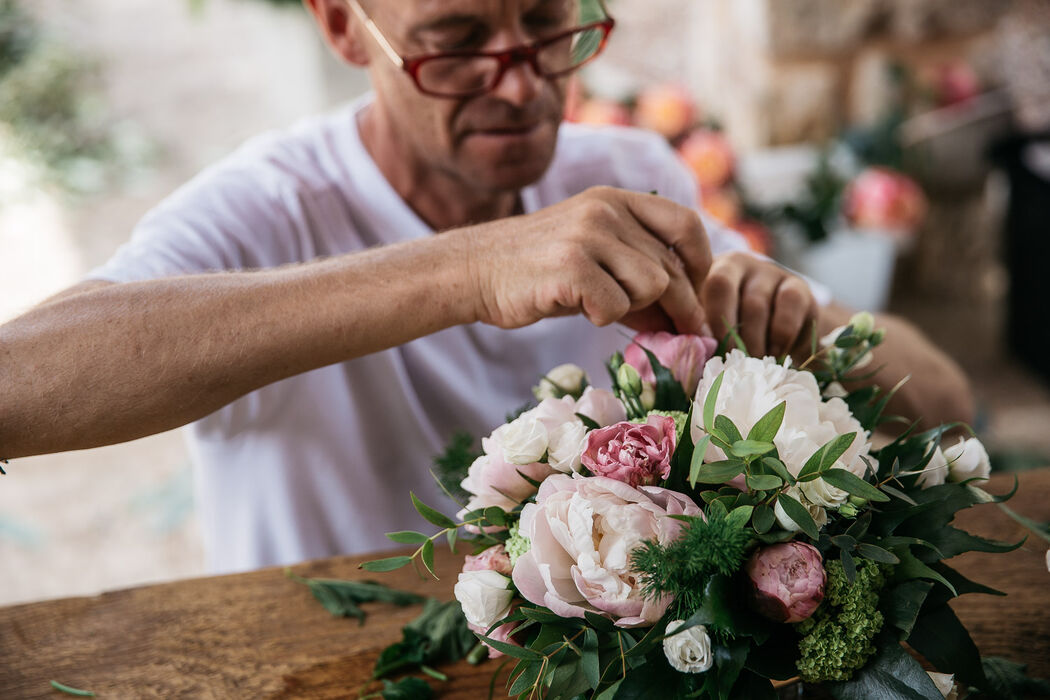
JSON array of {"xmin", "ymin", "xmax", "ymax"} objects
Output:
[
  {"xmin": 462, "ymin": 187, "xmax": 713, "ymax": 335},
  {"xmin": 701, "ymin": 252, "xmax": 817, "ymax": 358}
]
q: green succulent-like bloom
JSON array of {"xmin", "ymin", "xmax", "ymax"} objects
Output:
[
  {"xmin": 795, "ymin": 558, "xmax": 887, "ymax": 683},
  {"xmin": 504, "ymin": 522, "xmax": 531, "ymax": 567}
]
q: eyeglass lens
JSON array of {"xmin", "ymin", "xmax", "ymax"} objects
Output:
[{"xmin": 415, "ymin": 25, "xmax": 606, "ymax": 97}]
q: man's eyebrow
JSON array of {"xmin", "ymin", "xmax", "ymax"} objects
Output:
[{"xmin": 408, "ymin": 13, "xmax": 482, "ymax": 39}]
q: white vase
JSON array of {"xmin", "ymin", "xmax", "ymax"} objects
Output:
[{"xmin": 798, "ymin": 229, "xmax": 898, "ymax": 312}]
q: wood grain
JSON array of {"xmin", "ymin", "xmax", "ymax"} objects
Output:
[{"xmin": 1, "ymin": 471, "xmax": 1047, "ymax": 699}]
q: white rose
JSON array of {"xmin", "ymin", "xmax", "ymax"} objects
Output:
[
  {"xmin": 943, "ymin": 437, "xmax": 990, "ymax": 483},
  {"xmin": 534, "ymin": 363, "xmax": 587, "ymax": 400},
  {"xmin": 823, "ymin": 381, "xmax": 849, "ymax": 399},
  {"xmin": 662, "ymin": 620, "xmax": 713, "ymax": 673},
  {"xmin": 492, "ymin": 412, "xmax": 549, "ymax": 465},
  {"xmin": 927, "ymin": 672, "xmax": 958, "ymax": 700},
  {"xmin": 454, "ymin": 570, "xmax": 514, "ymax": 630},
  {"xmin": 691, "ymin": 351, "xmax": 871, "ymax": 481},
  {"xmin": 916, "ymin": 445, "xmax": 949, "ymax": 489},
  {"xmin": 547, "ymin": 420, "xmax": 589, "ymax": 473},
  {"xmin": 774, "ymin": 487, "xmax": 828, "ymax": 532},
  {"xmin": 798, "ymin": 470, "xmax": 850, "ymax": 509},
  {"xmin": 575, "ymin": 387, "xmax": 627, "ymax": 427}
]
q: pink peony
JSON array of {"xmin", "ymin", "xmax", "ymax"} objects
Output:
[
  {"xmin": 624, "ymin": 332, "xmax": 718, "ymax": 397},
  {"xmin": 512, "ymin": 474, "xmax": 702, "ymax": 627},
  {"xmin": 456, "ymin": 451, "xmax": 556, "ymax": 527},
  {"xmin": 678, "ymin": 128, "xmax": 735, "ymax": 190},
  {"xmin": 844, "ymin": 167, "xmax": 927, "ymax": 236},
  {"xmin": 582, "ymin": 415, "xmax": 677, "ymax": 487},
  {"xmin": 745, "ymin": 542, "xmax": 826, "ymax": 623},
  {"xmin": 634, "ymin": 84, "xmax": 697, "ymax": 139},
  {"xmin": 463, "ymin": 545, "xmax": 513, "ymax": 577}
]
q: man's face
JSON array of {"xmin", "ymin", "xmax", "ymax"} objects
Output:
[{"xmin": 361, "ymin": 0, "xmax": 579, "ymax": 194}]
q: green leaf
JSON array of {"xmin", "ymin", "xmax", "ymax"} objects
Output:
[
  {"xmin": 716, "ymin": 415, "xmax": 744, "ymax": 445},
  {"xmin": 748, "ymin": 401, "xmax": 786, "ymax": 443},
  {"xmin": 446, "ymin": 527, "xmax": 458, "ymax": 554},
  {"xmin": 776, "ymin": 492, "xmax": 819, "ymax": 539},
  {"xmin": 726, "ymin": 505, "xmax": 754, "ymax": 529},
  {"xmin": 702, "ymin": 370, "xmax": 726, "ymax": 434},
  {"xmin": 894, "ymin": 549, "xmax": 957, "ymax": 596},
  {"xmin": 360, "ymin": 556, "xmax": 414, "ymax": 573},
  {"xmin": 907, "ymin": 604, "xmax": 986, "ymax": 689},
  {"xmin": 798, "ymin": 433, "xmax": 857, "ymax": 480},
  {"xmin": 508, "ymin": 658, "xmax": 543, "ymax": 695},
  {"xmin": 575, "ymin": 412, "xmax": 601, "ymax": 430},
  {"xmin": 688, "ymin": 434, "xmax": 712, "ymax": 489},
  {"xmin": 420, "ymin": 539, "xmax": 436, "ymax": 577},
  {"xmin": 882, "ymin": 580, "xmax": 933, "ymax": 638},
  {"xmin": 856, "ymin": 543, "xmax": 900, "ymax": 564},
  {"xmin": 379, "ymin": 676, "xmax": 433, "ymax": 700},
  {"xmin": 49, "ymin": 681, "xmax": 96, "ymax": 697},
  {"xmin": 482, "ymin": 506, "xmax": 508, "ymax": 527},
  {"xmin": 979, "ymin": 656, "xmax": 1050, "ymax": 699},
  {"xmin": 753, "ymin": 504, "xmax": 775, "ymax": 534},
  {"xmin": 826, "ymin": 633, "xmax": 945, "ymax": 699},
  {"xmin": 695, "ymin": 459, "xmax": 745, "ymax": 484},
  {"xmin": 594, "ymin": 679, "xmax": 623, "ymax": 700},
  {"xmin": 730, "ymin": 439, "xmax": 776, "ymax": 458},
  {"xmin": 761, "ymin": 457, "xmax": 795, "ymax": 485},
  {"xmin": 638, "ymin": 345, "xmax": 691, "ymax": 411},
  {"xmin": 840, "ymin": 548, "xmax": 857, "ymax": 583},
  {"xmin": 745, "ymin": 474, "xmax": 783, "ymax": 491},
  {"xmin": 582, "ymin": 627, "xmax": 601, "ymax": 689},
  {"xmin": 880, "ymin": 484, "xmax": 918, "ymax": 506},
  {"xmin": 386, "ymin": 530, "xmax": 430, "ymax": 545},
  {"xmin": 821, "ymin": 468, "xmax": 890, "ymax": 502},
  {"xmin": 411, "ymin": 492, "xmax": 456, "ymax": 529}
]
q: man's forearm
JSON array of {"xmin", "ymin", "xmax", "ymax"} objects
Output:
[{"xmin": 0, "ymin": 232, "xmax": 478, "ymax": 458}]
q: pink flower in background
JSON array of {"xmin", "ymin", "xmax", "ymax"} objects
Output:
[
  {"xmin": 463, "ymin": 545, "xmax": 513, "ymax": 577},
  {"xmin": 456, "ymin": 451, "xmax": 555, "ymax": 526},
  {"xmin": 844, "ymin": 167, "xmax": 927, "ymax": 236},
  {"xmin": 572, "ymin": 98, "xmax": 633, "ymax": 127},
  {"xmin": 634, "ymin": 84, "xmax": 697, "ymax": 139},
  {"xmin": 678, "ymin": 128, "xmax": 735, "ymax": 190},
  {"xmin": 624, "ymin": 332, "xmax": 717, "ymax": 396},
  {"xmin": 512, "ymin": 474, "xmax": 702, "ymax": 627},
  {"xmin": 746, "ymin": 542, "xmax": 827, "ymax": 623},
  {"xmin": 582, "ymin": 415, "xmax": 677, "ymax": 487}
]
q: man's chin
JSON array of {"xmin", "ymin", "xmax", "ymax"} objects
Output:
[{"xmin": 459, "ymin": 122, "xmax": 559, "ymax": 190}]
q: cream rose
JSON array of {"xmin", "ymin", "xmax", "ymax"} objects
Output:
[
  {"xmin": 512, "ymin": 474, "xmax": 701, "ymax": 627},
  {"xmin": 916, "ymin": 444, "xmax": 950, "ymax": 489},
  {"xmin": 662, "ymin": 620, "xmax": 713, "ymax": 673},
  {"xmin": 943, "ymin": 437, "xmax": 991, "ymax": 483},
  {"xmin": 454, "ymin": 569, "xmax": 514, "ymax": 631},
  {"xmin": 547, "ymin": 420, "xmax": 589, "ymax": 473},
  {"xmin": 491, "ymin": 412, "xmax": 549, "ymax": 465},
  {"xmin": 534, "ymin": 363, "xmax": 588, "ymax": 400}
]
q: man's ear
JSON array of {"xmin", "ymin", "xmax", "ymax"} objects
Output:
[{"xmin": 303, "ymin": 0, "xmax": 370, "ymax": 67}]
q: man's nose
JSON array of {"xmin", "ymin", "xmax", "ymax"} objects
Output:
[{"xmin": 490, "ymin": 55, "xmax": 544, "ymax": 107}]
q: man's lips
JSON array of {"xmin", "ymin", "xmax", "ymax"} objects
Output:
[{"xmin": 467, "ymin": 122, "xmax": 542, "ymax": 136}]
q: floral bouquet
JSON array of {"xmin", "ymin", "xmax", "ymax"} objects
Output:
[{"xmin": 364, "ymin": 314, "xmax": 1030, "ymax": 699}]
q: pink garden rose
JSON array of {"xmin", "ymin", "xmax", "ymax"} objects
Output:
[
  {"xmin": 581, "ymin": 415, "xmax": 677, "ymax": 487},
  {"xmin": 745, "ymin": 541, "xmax": 826, "ymax": 623},
  {"xmin": 512, "ymin": 474, "xmax": 702, "ymax": 627},
  {"xmin": 624, "ymin": 332, "xmax": 718, "ymax": 396},
  {"xmin": 463, "ymin": 545, "xmax": 514, "ymax": 577},
  {"xmin": 844, "ymin": 167, "xmax": 927, "ymax": 236}
]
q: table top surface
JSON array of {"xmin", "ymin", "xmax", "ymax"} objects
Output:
[{"xmin": 2, "ymin": 470, "xmax": 1048, "ymax": 699}]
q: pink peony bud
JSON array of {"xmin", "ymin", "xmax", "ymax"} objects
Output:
[
  {"xmin": 745, "ymin": 541, "xmax": 826, "ymax": 623},
  {"xmin": 581, "ymin": 416, "xmax": 677, "ymax": 487},
  {"xmin": 463, "ymin": 545, "xmax": 514, "ymax": 577},
  {"xmin": 624, "ymin": 332, "xmax": 718, "ymax": 397}
]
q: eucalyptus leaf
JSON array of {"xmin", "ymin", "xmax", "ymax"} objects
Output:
[
  {"xmin": 748, "ymin": 401, "xmax": 786, "ymax": 443},
  {"xmin": 716, "ymin": 415, "xmax": 744, "ymax": 445},
  {"xmin": 689, "ymin": 435, "xmax": 712, "ymax": 489},
  {"xmin": 702, "ymin": 371, "xmax": 726, "ymax": 435},
  {"xmin": 798, "ymin": 433, "xmax": 857, "ymax": 480},
  {"xmin": 361, "ymin": 556, "xmax": 414, "ymax": 573},
  {"xmin": 730, "ymin": 439, "xmax": 776, "ymax": 458},
  {"xmin": 777, "ymin": 492, "xmax": 819, "ymax": 539},
  {"xmin": 411, "ymin": 492, "xmax": 456, "ymax": 529},
  {"xmin": 821, "ymin": 468, "xmax": 890, "ymax": 503},
  {"xmin": 696, "ymin": 459, "xmax": 745, "ymax": 484},
  {"xmin": 746, "ymin": 474, "xmax": 783, "ymax": 491}
]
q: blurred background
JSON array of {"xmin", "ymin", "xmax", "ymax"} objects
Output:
[{"xmin": 1, "ymin": 0, "xmax": 1049, "ymax": 606}]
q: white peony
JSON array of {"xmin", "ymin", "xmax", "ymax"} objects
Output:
[
  {"xmin": 547, "ymin": 420, "xmax": 589, "ymax": 473},
  {"xmin": 534, "ymin": 363, "xmax": 588, "ymax": 400},
  {"xmin": 943, "ymin": 437, "xmax": 991, "ymax": 483},
  {"xmin": 662, "ymin": 620, "xmax": 713, "ymax": 673},
  {"xmin": 454, "ymin": 569, "xmax": 514, "ymax": 630},
  {"xmin": 691, "ymin": 351, "xmax": 872, "ymax": 509},
  {"xmin": 774, "ymin": 486, "xmax": 828, "ymax": 532},
  {"xmin": 916, "ymin": 444, "xmax": 950, "ymax": 489}
]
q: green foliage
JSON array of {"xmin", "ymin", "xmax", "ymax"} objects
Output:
[
  {"xmin": 432, "ymin": 431, "xmax": 480, "ymax": 502},
  {"xmin": 631, "ymin": 513, "xmax": 751, "ymax": 619},
  {"xmin": 285, "ymin": 569, "xmax": 424, "ymax": 625},
  {"xmin": 373, "ymin": 599, "xmax": 476, "ymax": 680},
  {"xmin": 796, "ymin": 559, "xmax": 886, "ymax": 683},
  {"xmin": 970, "ymin": 657, "xmax": 1050, "ymax": 700}
]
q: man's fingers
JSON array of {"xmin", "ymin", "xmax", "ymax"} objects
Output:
[
  {"xmin": 614, "ymin": 189, "xmax": 713, "ymax": 292},
  {"xmin": 594, "ymin": 242, "xmax": 671, "ymax": 311},
  {"xmin": 701, "ymin": 257, "xmax": 745, "ymax": 343},
  {"xmin": 739, "ymin": 270, "xmax": 778, "ymax": 357},
  {"xmin": 770, "ymin": 276, "xmax": 817, "ymax": 356}
]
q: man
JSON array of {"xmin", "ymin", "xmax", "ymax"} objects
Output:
[{"xmin": 0, "ymin": 0, "xmax": 972, "ymax": 572}]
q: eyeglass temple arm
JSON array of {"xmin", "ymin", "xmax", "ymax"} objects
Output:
[{"xmin": 343, "ymin": 0, "xmax": 405, "ymax": 69}]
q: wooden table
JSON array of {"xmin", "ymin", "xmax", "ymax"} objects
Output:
[{"xmin": 2, "ymin": 470, "xmax": 1048, "ymax": 699}]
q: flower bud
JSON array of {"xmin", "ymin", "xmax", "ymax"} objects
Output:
[
  {"xmin": 870, "ymin": 328, "xmax": 886, "ymax": 345},
  {"xmin": 617, "ymin": 363, "xmax": 643, "ymax": 396},
  {"xmin": 640, "ymin": 381, "xmax": 656, "ymax": 410},
  {"xmin": 847, "ymin": 495, "xmax": 867, "ymax": 508},
  {"xmin": 849, "ymin": 311, "xmax": 875, "ymax": 339},
  {"xmin": 838, "ymin": 503, "xmax": 859, "ymax": 518},
  {"xmin": 533, "ymin": 363, "xmax": 587, "ymax": 400},
  {"xmin": 608, "ymin": 351, "xmax": 624, "ymax": 372}
]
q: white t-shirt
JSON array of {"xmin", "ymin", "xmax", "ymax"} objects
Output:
[{"xmin": 89, "ymin": 95, "xmax": 752, "ymax": 573}]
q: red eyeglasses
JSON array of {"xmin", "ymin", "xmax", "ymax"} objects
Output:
[{"xmin": 344, "ymin": 0, "xmax": 615, "ymax": 99}]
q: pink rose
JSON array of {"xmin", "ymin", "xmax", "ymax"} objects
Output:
[
  {"xmin": 575, "ymin": 386, "xmax": 627, "ymax": 427},
  {"xmin": 512, "ymin": 474, "xmax": 702, "ymax": 627},
  {"xmin": 634, "ymin": 84, "xmax": 696, "ymax": 139},
  {"xmin": 463, "ymin": 545, "xmax": 513, "ymax": 577},
  {"xmin": 745, "ymin": 541, "xmax": 826, "ymax": 623},
  {"xmin": 844, "ymin": 167, "xmax": 927, "ymax": 236},
  {"xmin": 624, "ymin": 332, "xmax": 717, "ymax": 396},
  {"xmin": 678, "ymin": 128, "xmax": 735, "ymax": 190},
  {"xmin": 581, "ymin": 415, "xmax": 677, "ymax": 487}
]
